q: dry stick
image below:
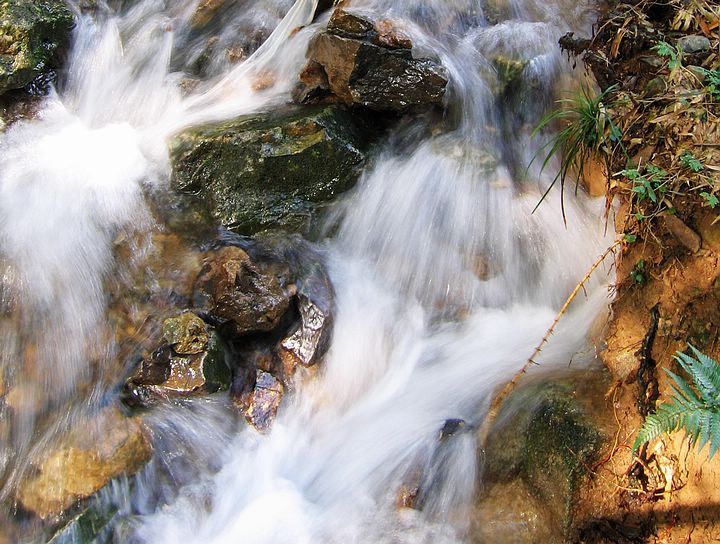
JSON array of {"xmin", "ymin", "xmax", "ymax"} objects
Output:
[{"xmin": 478, "ymin": 239, "xmax": 622, "ymax": 447}]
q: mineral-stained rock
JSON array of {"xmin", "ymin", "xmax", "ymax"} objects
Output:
[
  {"xmin": 124, "ymin": 314, "xmax": 230, "ymax": 406},
  {"xmin": 278, "ymin": 293, "xmax": 330, "ymax": 370},
  {"xmin": 193, "ymin": 246, "xmax": 293, "ymax": 337},
  {"xmin": 299, "ymin": 9, "xmax": 448, "ymax": 112},
  {"xmin": 170, "ymin": 105, "xmax": 373, "ymax": 234},
  {"xmin": 17, "ymin": 407, "xmax": 151, "ymax": 519},
  {"xmin": 162, "ymin": 312, "xmax": 209, "ymax": 355},
  {"xmin": 0, "ymin": 0, "xmax": 74, "ymax": 95},
  {"xmin": 243, "ymin": 370, "xmax": 284, "ymax": 433}
]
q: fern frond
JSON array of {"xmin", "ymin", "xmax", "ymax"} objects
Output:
[
  {"xmin": 676, "ymin": 351, "xmax": 719, "ymax": 404},
  {"xmin": 634, "ymin": 348, "xmax": 720, "ymax": 460},
  {"xmin": 666, "ymin": 369, "xmax": 702, "ymax": 406},
  {"xmin": 633, "ymin": 401, "xmax": 695, "ymax": 452}
]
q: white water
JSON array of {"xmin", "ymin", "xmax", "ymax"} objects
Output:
[{"xmin": 0, "ymin": 0, "xmax": 614, "ymax": 541}]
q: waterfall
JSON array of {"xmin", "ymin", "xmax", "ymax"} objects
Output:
[{"xmin": 0, "ymin": 0, "xmax": 614, "ymax": 541}]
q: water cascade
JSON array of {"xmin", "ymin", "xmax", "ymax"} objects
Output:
[{"xmin": 0, "ymin": 0, "xmax": 616, "ymax": 541}]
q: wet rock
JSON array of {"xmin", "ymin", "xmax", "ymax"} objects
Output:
[
  {"xmin": 193, "ymin": 246, "xmax": 293, "ymax": 337},
  {"xmin": 300, "ymin": 9, "xmax": 448, "ymax": 112},
  {"xmin": 523, "ymin": 389, "xmax": 600, "ymax": 532},
  {"xmin": 17, "ymin": 407, "xmax": 151, "ymax": 519},
  {"xmin": 124, "ymin": 313, "xmax": 230, "ymax": 406},
  {"xmin": 243, "ymin": 370, "xmax": 284, "ymax": 433},
  {"xmin": 0, "ymin": 0, "xmax": 74, "ymax": 95},
  {"xmin": 326, "ymin": 8, "xmax": 375, "ymax": 39},
  {"xmin": 483, "ymin": 381, "xmax": 603, "ymax": 536},
  {"xmin": 162, "ymin": 312, "xmax": 209, "ymax": 355},
  {"xmin": 170, "ymin": 105, "xmax": 373, "ymax": 234},
  {"xmin": 190, "ymin": 0, "xmax": 225, "ymax": 29},
  {"xmin": 278, "ymin": 293, "xmax": 331, "ymax": 371},
  {"xmin": 677, "ymin": 35, "xmax": 710, "ymax": 54}
]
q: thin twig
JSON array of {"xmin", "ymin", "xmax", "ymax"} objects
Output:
[{"xmin": 478, "ymin": 239, "xmax": 622, "ymax": 446}]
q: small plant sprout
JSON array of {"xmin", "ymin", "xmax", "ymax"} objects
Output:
[
  {"xmin": 634, "ymin": 347, "xmax": 720, "ymax": 460},
  {"xmin": 631, "ymin": 259, "xmax": 646, "ymax": 284},
  {"xmin": 701, "ymin": 192, "xmax": 719, "ymax": 209},
  {"xmin": 622, "ymin": 163, "xmax": 669, "ymax": 204},
  {"xmin": 653, "ymin": 41, "xmax": 682, "ymax": 70},
  {"xmin": 680, "ymin": 152, "xmax": 704, "ymax": 172}
]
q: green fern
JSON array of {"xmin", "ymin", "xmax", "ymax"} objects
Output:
[{"xmin": 633, "ymin": 346, "xmax": 720, "ymax": 458}]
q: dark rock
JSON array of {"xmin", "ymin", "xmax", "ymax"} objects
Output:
[
  {"xmin": 677, "ymin": 35, "xmax": 710, "ymax": 54},
  {"xmin": 302, "ymin": 9, "xmax": 448, "ymax": 112},
  {"xmin": 327, "ymin": 8, "xmax": 375, "ymax": 39},
  {"xmin": 170, "ymin": 105, "xmax": 372, "ymax": 234},
  {"xmin": 559, "ymin": 32, "xmax": 591, "ymax": 56},
  {"xmin": 439, "ymin": 418, "xmax": 467, "ymax": 441},
  {"xmin": 523, "ymin": 389, "xmax": 600, "ymax": 532},
  {"xmin": 0, "ymin": 0, "xmax": 74, "ymax": 95}
]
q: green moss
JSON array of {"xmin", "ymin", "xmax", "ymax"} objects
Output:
[
  {"xmin": 523, "ymin": 386, "xmax": 601, "ymax": 531},
  {"xmin": 0, "ymin": 0, "xmax": 74, "ymax": 94}
]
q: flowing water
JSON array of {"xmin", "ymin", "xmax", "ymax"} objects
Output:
[{"xmin": 0, "ymin": 0, "xmax": 616, "ymax": 541}]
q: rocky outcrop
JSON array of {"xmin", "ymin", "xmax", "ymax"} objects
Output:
[
  {"xmin": 295, "ymin": 9, "xmax": 448, "ymax": 112},
  {"xmin": 120, "ymin": 234, "xmax": 334, "ymax": 432},
  {"xmin": 0, "ymin": 0, "xmax": 74, "ymax": 95},
  {"xmin": 16, "ymin": 407, "xmax": 151, "ymax": 519},
  {"xmin": 170, "ymin": 105, "xmax": 374, "ymax": 234}
]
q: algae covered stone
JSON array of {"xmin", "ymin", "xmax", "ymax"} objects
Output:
[
  {"xmin": 0, "ymin": 0, "xmax": 74, "ymax": 94},
  {"xmin": 170, "ymin": 105, "xmax": 374, "ymax": 234}
]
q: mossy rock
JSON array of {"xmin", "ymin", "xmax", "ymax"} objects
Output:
[
  {"xmin": 484, "ymin": 379, "xmax": 603, "ymax": 535},
  {"xmin": 0, "ymin": 0, "xmax": 74, "ymax": 94},
  {"xmin": 523, "ymin": 386, "xmax": 601, "ymax": 532},
  {"xmin": 170, "ymin": 105, "xmax": 376, "ymax": 235}
]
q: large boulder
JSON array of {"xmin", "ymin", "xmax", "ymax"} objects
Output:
[
  {"xmin": 478, "ymin": 378, "xmax": 605, "ymax": 541},
  {"xmin": 170, "ymin": 105, "xmax": 374, "ymax": 234},
  {"xmin": 296, "ymin": 9, "xmax": 448, "ymax": 111},
  {"xmin": 0, "ymin": 0, "xmax": 74, "ymax": 95}
]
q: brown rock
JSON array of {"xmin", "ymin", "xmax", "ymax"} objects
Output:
[
  {"xmin": 327, "ymin": 9, "xmax": 375, "ymax": 39},
  {"xmin": 663, "ymin": 215, "xmax": 701, "ymax": 253},
  {"xmin": 125, "ymin": 329, "xmax": 229, "ymax": 405},
  {"xmin": 191, "ymin": 0, "xmax": 225, "ymax": 28},
  {"xmin": 303, "ymin": 10, "xmax": 448, "ymax": 112},
  {"xmin": 373, "ymin": 19, "xmax": 412, "ymax": 50},
  {"xmin": 294, "ymin": 61, "xmax": 333, "ymax": 104},
  {"xmin": 17, "ymin": 408, "xmax": 151, "ymax": 518},
  {"xmin": 162, "ymin": 312, "xmax": 209, "ymax": 355},
  {"xmin": 193, "ymin": 246, "xmax": 292, "ymax": 337}
]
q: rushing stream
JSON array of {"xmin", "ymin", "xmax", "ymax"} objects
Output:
[{"xmin": 1, "ymin": 0, "xmax": 616, "ymax": 541}]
